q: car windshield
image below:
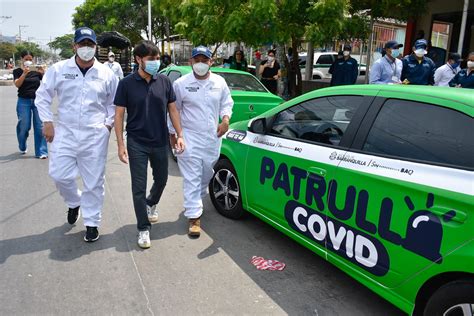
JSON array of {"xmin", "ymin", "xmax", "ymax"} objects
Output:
[{"xmin": 215, "ymin": 72, "xmax": 267, "ymax": 92}]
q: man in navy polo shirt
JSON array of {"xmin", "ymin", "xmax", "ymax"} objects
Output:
[
  {"xmin": 401, "ymin": 39, "xmax": 436, "ymax": 85},
  {"xmin": 114, "ymin": 40, "xmax": 184, "ymax": 249},
  {"xmin": 329, "ymin": 44, "xmax": 359, "ymax": 86}
]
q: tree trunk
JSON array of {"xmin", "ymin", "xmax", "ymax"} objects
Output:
[
  {"xmin": 292, "ymin": 39, "xmax": 302, "ymax": 97},
  {"xmin": 304, "ymin": 41, "xmax": 314, "ymax": 81},
  {"xmin": 365, "ymin": 16, "xmax": 375, "ymax": 84}
]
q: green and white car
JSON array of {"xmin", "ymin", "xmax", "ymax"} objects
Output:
[
  {"xmin": 209, "ymin": 85, "xmax": 474, "ymax": 315},
  {"xmin": 160, "ymin": 66, "xmax": 283, "ymax": 122}
]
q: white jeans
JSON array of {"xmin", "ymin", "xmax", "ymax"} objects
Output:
[{"xmin": 48, "ymin": 124, "xmax": 110, "ymax": 227}]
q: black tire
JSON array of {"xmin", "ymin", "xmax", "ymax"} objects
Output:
[
  {"xmin": 423, "ymin": 279, "xmax": 474, "ymax": 316},
  {"xmin": 209, "ymin": 159, "xmax": 245, "ymax": 219}
]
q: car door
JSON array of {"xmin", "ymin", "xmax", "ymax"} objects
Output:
[
  {"xmin": 244, "ymin": 94, "xmax": 370, "ymax": 258},
  {"xmin": 327, "ymin": 96, "xmax": 474, "ymax": 286},
  {"xmin": 314, "ymin": 54, "xmax": 336, "ymax": 79}
]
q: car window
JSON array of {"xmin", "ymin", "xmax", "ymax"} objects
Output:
[
  {"xmin": 167, "ymin": 70, "xmax": 181, "ymax": 83},
  {"xmin": 215, "ymin": 72, "xmax": 267, "ymax": 92},
  {"xmin": 362, "ymin": 99, "xmax": 474, "ymax": 168},
  {"xmin": 270, "ymin": 95, "xmax": 363, "ymax": 146},
  {"xmin": 316, "ymin": 55, "xmax": 334, "ymax": 65}
]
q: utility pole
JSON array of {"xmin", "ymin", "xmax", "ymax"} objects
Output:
[
  {"xmin": 19, "ymin": 25, "xmax": 29, "ymax": 42},
  {"xmin": 148, "ymin": 0, "xmax": 152, "ymax": 40}
]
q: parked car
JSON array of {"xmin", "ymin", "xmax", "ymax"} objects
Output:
[
  {"xmin": 299, "ymin": 52, "xmax": 366, "ymax": 79},
  {"xmin": 210, "ymin": 85, "xmax": 474, "ymax": 315},
  {"xmin": 160, "ymin": 66, "xmax": 283, "ymax": 123}
]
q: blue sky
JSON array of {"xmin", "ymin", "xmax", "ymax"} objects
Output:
[{"xmin": 1, "ymin": 0, "xmax": 84, "ymax": 48}]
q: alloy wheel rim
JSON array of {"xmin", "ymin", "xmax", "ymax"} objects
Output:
[
  {"xmin": 212, "ymin": 169, "xmax": 240, "ymax": 211},
  {"xmin": 443, "ymin": 303, "xmax": 474, "ymax": 316}
]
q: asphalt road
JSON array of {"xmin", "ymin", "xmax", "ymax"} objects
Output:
[{"xmin": 0, "ymin": 85, "xmax": 405, "ymax": 315}]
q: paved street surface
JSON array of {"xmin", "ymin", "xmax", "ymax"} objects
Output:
[{"xmin": 0, "ymin": 85, "xmax": 404, "ymax": 315}]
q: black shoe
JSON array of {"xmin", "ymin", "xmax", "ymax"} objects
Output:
[
  {"xmin": 84, "ymin": 226, "xmax": 99, "ymax": 242},
  {"xmin": 67, "ymin": 206, "xmax": 80, "ymax": 225}
]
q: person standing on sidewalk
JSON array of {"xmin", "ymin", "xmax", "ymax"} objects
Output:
[
  {"xmin": 369, "ymin": 40, "xmax": 404, "ymax": 84},
  {"xmin": 259, "ymin": 49, "xmax": 281, "ymax": 94},
  {"xmin": 104, "ymin": 51, "xmax": 124, "ymax": 80},
  {"xmin": 434, "ymin": 52, "xmax": 461, "ymax": 86},
  {"xmin": 329, "ymin": 44, "xmax": 359, "ymax": 86},
  {"xmin": 13, "ymin": 50, "xmax": 48, "ymax": 158},
  {"xmin": 35, "ymin": 27, "xmax": 118, "ymax": 242},
  {"xmin": 449, "ymin": 52, "xmax": 474, "ymax": 89},
  {"xmin": 172, "ymin": 45, "xmax": 233, "ymax": 237},
  {"xmin": 114, "ymin": 40, "xmax": 184, "ymax": 249},
  {"xmin": 401, "ymin": 39, "xmax": 436, "ymax": 85}
]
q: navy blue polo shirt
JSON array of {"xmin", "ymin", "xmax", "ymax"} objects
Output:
[
  {"xmin": 329, "ymin": 57, "xmax": 359, "ymax": 86},
  {"xmin": 114, "ymin": 72, "xmax": 176, "ymax": 147},
  {"xmin": 401, "ymin": 54, "xmax": 436, "ymax": 85}
]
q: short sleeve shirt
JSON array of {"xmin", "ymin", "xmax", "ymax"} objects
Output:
[
  {"xmin": 13, "ymin": 68, "xmax": 43, "ymax": 99},
  {"xmin": 114, "ymin": 72, "xmax": 176, "ymax": 147}
]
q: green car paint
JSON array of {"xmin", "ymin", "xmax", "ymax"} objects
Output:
[
  {"xmin": 215, "ymin": 85, "xmax": 474, "ymax": 314},
  {"xmin": 160, "ymin": 66, "xmax": 283, "ymax": 122}
]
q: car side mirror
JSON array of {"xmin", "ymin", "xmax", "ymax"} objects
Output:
[{"xmin": 249, "ymin": 117, "xmax": 267, "ymax": 134}]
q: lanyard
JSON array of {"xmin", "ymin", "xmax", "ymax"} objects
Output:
[
  {"xmin": 446, "ymin": 63, "xmax": 456, "ymax": 75},
  {"xmin": 385, "ymin": 56, "xmax": 397, "ymax": 76}
]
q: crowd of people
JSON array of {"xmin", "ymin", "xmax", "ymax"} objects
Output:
[{"xmin": 11, "ymin": 26, "xmax": 472, "ymax": 248}]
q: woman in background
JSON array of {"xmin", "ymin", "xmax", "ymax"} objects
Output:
[{"xmin": 13, "ymin": 50, "xmax": 48, "ymax": 158}]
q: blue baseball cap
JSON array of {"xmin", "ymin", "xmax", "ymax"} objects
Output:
[
  {"xmin": 191, "ymin": 46, "xmax": 212, "ymax": 59},
  {"xmin": 414, "ymin": 39, "xmax": 428, "ymax": 49},
  {"xmin": 384, "ymin": 40, "xmax": 403, "ymax": 49},
  {"xmin": 74, "ymin": 27, "xmax": 97, "ymax": 44}
]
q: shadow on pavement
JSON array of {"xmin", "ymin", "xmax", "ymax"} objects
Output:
[{"xmin": 0, "ymin": 152, "xmax": 36, "ymax": 163}]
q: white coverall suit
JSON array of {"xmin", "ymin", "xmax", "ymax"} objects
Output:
[
  {"xmin": 172, "ymin": 72, "xmax": 233, "ymax": 219},
  {"xmin": 35, "ymin": 56, "xmax": 118, "ymax": 227}
]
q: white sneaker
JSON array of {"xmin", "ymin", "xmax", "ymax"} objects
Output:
[
  {"xmin": 137, "ymin": 230, "xmax": 151, "ymax": 249},
  {"xmin": 147, "ymin": 204, "xmax": 158, "ymax": 223},
  {"xmin": 19, "ymin": 150, "xmax": 27, "ymax": 155}
]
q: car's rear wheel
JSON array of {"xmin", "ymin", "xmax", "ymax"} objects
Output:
[
  {"xmin": 423, "ymin": 279, "xmax": 474, "ymax": 316},
  {"xmin": 209, "ymin": 159, "xmax": 245, "ymax": 219}
]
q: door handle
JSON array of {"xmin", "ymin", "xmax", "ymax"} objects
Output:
[{"xmin": 308, "ymin": 167, "xmax": 327, "ymax": 177}]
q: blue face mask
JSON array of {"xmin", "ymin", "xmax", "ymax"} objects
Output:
[
  {"xmin": 451, "ymin": 62, "xmax": 459, "ymax": 69},
  {"xmin": 391, "ymin": 49, "xmax": 400, "ymax": 58},
  {"xmin": 143, "ymin": 60, "xmax": 160, "ymax": 76}
]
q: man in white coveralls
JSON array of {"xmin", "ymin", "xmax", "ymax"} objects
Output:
[
  {"xmin": 35, "ymin": 27, "xmax": 118, "ymax": 242},
  {"xmin": 171, "ymin": 46, "xmax": 234, "ymax": 237}
]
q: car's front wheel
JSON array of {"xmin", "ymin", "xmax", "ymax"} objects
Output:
[
  {"xmin": 209, "ymin": 159, "xmax": 245, "ymax": 219},
  {"xmin": 423, "ymin": 279, "xmax": 474, "ymax": 316}
]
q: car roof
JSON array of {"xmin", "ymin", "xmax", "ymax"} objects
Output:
[
  {"xmin": 316, "ymin": 85, "xmax": 474, "ymax": 110},
  {"xmin": 165, "ymin": 65, "xmax": 254, "ymax": 76}
]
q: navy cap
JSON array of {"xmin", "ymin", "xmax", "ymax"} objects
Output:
[
  {"xmin": 191, "ymin": 46, "xmax": 212, "ymax": 59},
  {"xmin": 384, "ymin": 40, "xmax": 403, "ymax": 49},
  {"xmin": 343, "ymin": 44, "xmax": 352, "ymax": 51},
  {"xmin": 414, "ymin": 39, "xmax": 428, "ymax": 49},
  {"xmin": 448, "ymin": 52, "xmax": 462, "ymax": 62},
  {"xmin": 74, "ymin": 27, "xmax": 97, "ymax": 44}
]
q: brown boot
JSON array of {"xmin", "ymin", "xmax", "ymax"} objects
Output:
[{"xmin": 188, "ymin": 217, "xmax": 201, "ymax": 237}]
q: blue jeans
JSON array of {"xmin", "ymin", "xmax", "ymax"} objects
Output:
[{"xmin": 16, "ymin": 97, "xmax": 48, "ymax": 157}]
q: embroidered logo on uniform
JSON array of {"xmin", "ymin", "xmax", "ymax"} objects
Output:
[
  {"xmin": 185, "ymin": 87, "xmax": 199, "ymax": 92},
  {"xmin": 62, "ymin": 73, "xmax": 77, "ymax": 79}
]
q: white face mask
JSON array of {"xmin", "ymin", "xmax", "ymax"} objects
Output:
[
  {"xmin": 192, "ymin": 62, "xmax": 210, "ymax": 76},
  {"xmin": 467, "ymin": 61, "xmax": 474, "ymax": 69},
  {"xmin": 24, "ymin": 61, "xmax": 33, "ymax": 67},
  {"xmin": 414, "ymin": 49, "xmax": 426, "ymax": 58},
  {"xmin": 267, "ymin": 56, "xmax": 275, "ymax": 62},
  {"xmin": 77, "ymin": 46, "xmax": 96, "ymax": 62},
  {"xmin": 343, "ymin": 51, "xmax": 350, "ymax": 57}
]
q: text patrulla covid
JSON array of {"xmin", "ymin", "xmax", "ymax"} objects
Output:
[{"xmin": 260, "ymin": 156, "xmax": 447, "ymax": 277}]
